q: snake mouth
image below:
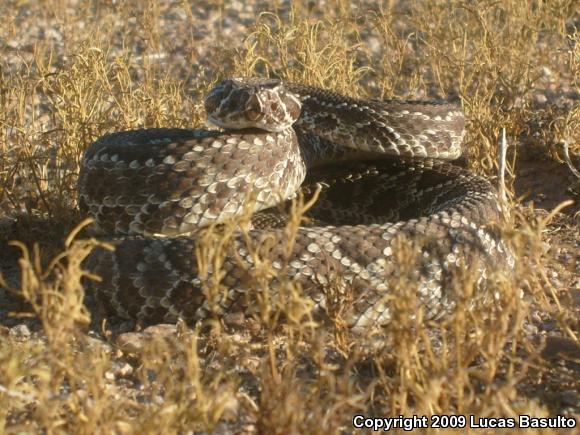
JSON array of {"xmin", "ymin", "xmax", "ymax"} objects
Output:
[
  {"xmin": 206, "ymin": 115, "xmax": 222, "ymax": 128},
  {"xmin": 206, "ymin": 114, "xmax": 269, "ymax": 132},
  {"xmin": 206, "ymin": 115, "xmax": 238, "ymax": 130},
  {"xmin": 207, "ymin": 113, "xmax": 288, "ymax": 133}
]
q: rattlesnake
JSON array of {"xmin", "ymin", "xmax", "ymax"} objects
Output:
[{"xmin": 79, "ymin": 78, "xmax": 510, "ymax": 332}]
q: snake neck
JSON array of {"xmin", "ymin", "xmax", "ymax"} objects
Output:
[{"xmin": 283, "ymin": 82, "xmax": 466, "ymax": 161}]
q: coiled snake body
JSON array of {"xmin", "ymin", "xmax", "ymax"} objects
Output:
[{"xmin": 80, "ymin": 78, "xmax": 510, "ymax": 331}]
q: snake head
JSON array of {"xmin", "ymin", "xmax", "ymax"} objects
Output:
[{"xmin": 205, "ymin": 78, "xmax": 302, "ymax": 132}]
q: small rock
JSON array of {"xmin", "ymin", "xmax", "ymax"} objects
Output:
[
  {"xmin": 222, "ymin": 396, "xmax": 240, "ymax": 421},
  {"xmin": 142, "ymin": 324, "xmax": 177, "ymax": 336},
  {"xmin": 86, "ymin": 336, "xmax": 113, "ymax": 354},
  {"xmin": 542, "ymin": 66, "xmax": 553, "ymax": 79},
  {"xmin": 116, "ymin": 324, "xmax": 178, "ymax": 354},
  {"xmin": 572, "ymin": 289, "xmax": 580, "ymax": 307},
  {"xmin": 223, "ymin": 312, "xmax": 246, "ymax": 328},
  {"xmin": 117, "ymin": 332, "xmax": 147, "ymax": 354},
  {"xmin": 559, "ymin": 390, "xmax": 579, "ymax": 408},
  {"xmin": 115, "ymin": 362, "xmax": 134, "ymax": 377},
  {"xmin": 541, "ymin": 335, "xmax": 580, "ymax": 361},
  {"xmin": 534, "ymin": 93, "xmax": 547, "ymax": 105},
  {"xmin": 523, "ymin": 322, "xmax": 538, "ymax": 336},
  {"xmin": 9, "ymin": 324, "xmax": 31, "ymax": 339},
  {"xmin": 241, "ymin": 356, "xmax": 261, "ymax": 372},
  {"xmin": 246, "ymin": 318, "xmax": 263, "ymax": 335}
]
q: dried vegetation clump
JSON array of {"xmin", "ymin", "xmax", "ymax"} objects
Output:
[{"xmin": 0, "ymin": 0, "xmax": 578, "ymax": 433}]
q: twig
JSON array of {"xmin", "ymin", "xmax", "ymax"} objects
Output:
[
  {"xmin": 558, "ymin": 140, "xmax": 580, "ymax": 180},
  {"xmin": 498, "ymin": 128, "xmax": 509, "ymax": 216},
  {"xmin": 0, "ymin": 384, "xmax": 37, "ymax": 403}
]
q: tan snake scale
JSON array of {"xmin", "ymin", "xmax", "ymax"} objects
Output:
[{"xmin": 79, "ymin": 78, "xmax": 511, "ymax": 332}]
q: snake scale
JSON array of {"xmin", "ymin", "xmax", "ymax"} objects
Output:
[{"xmin": 79, "ymin": 78, "xmax": 510, "ymax": 332}]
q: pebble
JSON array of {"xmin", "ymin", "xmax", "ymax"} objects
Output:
[
  {"xmin": 541, "ymin": 335, "xmax": 580, "ymax": 361},
  {"xmin": 116, "ymin": 324, "xmax": 179, "ymax": 354},
  {"xmin": 223, "ymin": 312, "xmax": 246, "ymax": 328},
  {"xmin": 534, "ymin": 93, "xmax": 547, "ymax": 105},
  {"xmin": 116, "ymin": 333, "xmax": 147, "ymax": 354},
  {"xmin": 572, "ymin": 289, "xmax": 580, "ymax": 307},
  {"xmin": 559, "ymin": 390, "xmax": 579, "ymax": 408},
  {"xmin": 86, "ymin": 336, "xmax": 114, "ymax": 354},
  {"xmin": 522, "ymin": 322, "xmax": 538, "ymax": 336},
  {"xmin": 541, "ymin": 66, "xmax": 553, "ymax": 79},
  {"xmin": 9, "ymin": 324, "xmax": 31, "ymax": 339},
  {"xmin": 221, "ymin": 394, "xmax": 240, "ymax": 421}
]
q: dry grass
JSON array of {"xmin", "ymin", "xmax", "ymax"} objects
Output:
[{"xmin": 0, "ymin": 0, "xmax": 578, "ymax": 433}]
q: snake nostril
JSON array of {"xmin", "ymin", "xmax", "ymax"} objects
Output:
[
  {"xmin": 246, "ymin": 108, "xmax": 262, "ymax": 122},
  {"xmin": 244, "ymin": 94, "xmax": 263, "ymax": 122}
]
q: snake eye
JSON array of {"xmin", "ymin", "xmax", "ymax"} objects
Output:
[{"xmin": 204, "ymin": 94, "xmax": 219, "ymax": 114}]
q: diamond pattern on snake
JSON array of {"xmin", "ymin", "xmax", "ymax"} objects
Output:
[{"xmin": 79, "ymin": 77, "xmax": 511, "ymax": 332}]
